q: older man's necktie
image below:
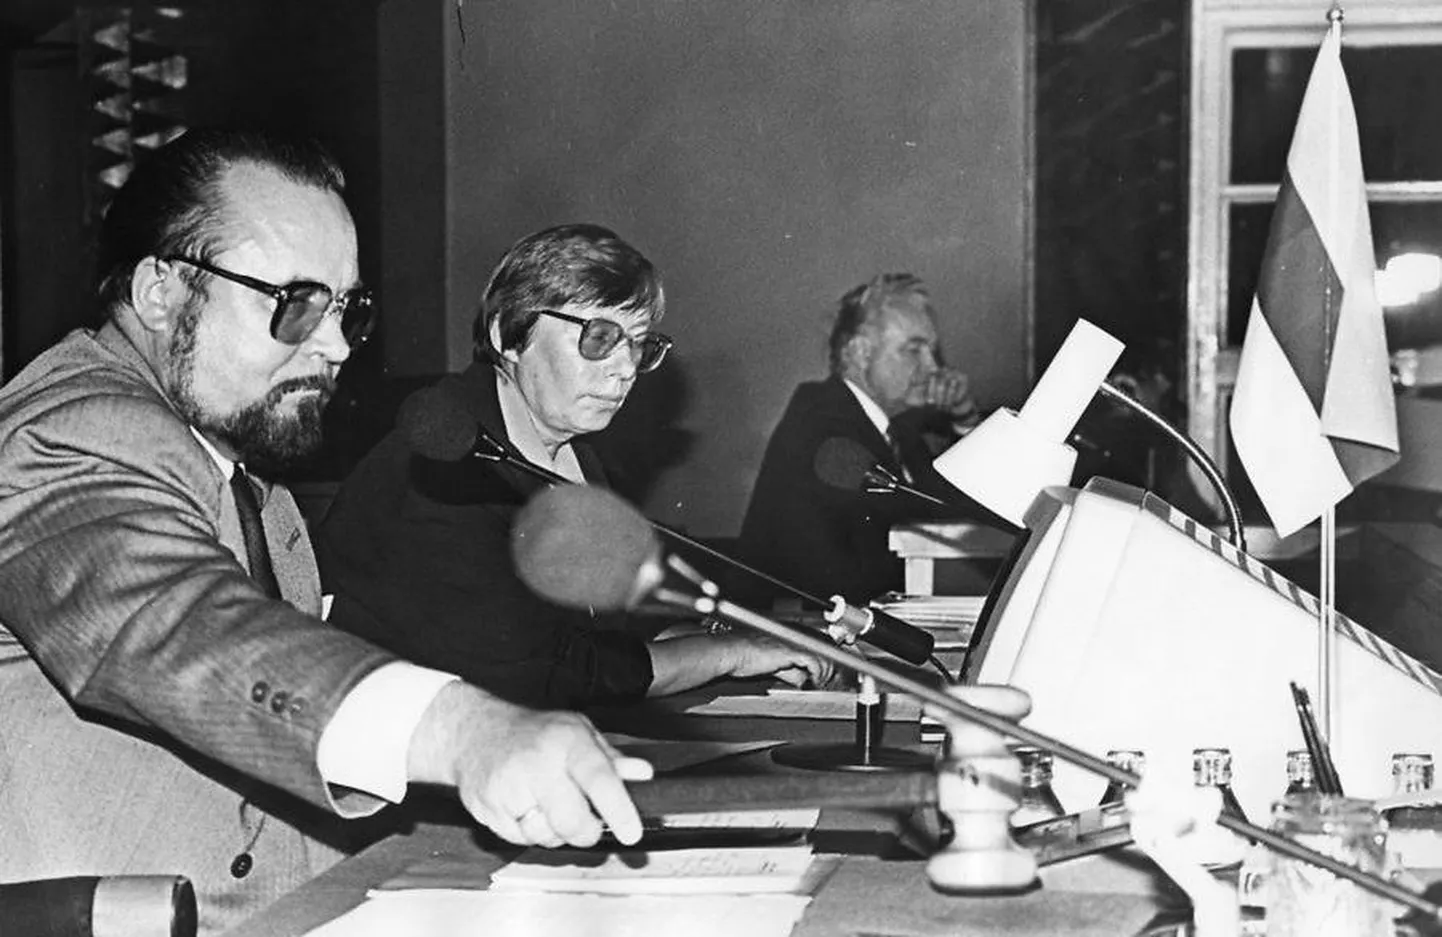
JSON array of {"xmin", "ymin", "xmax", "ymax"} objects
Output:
[
  {"xmin": 885, "ymin": 429, "xmax": 915, "ymax": 485},
  {"xmin": 230, "ymin": 468, "xmax": 282, "ymax": 599}
]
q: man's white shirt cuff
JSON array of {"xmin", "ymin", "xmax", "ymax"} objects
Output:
[{"xmin": 316, "ymin": 661, "xmax": 459, "ymax": 802}]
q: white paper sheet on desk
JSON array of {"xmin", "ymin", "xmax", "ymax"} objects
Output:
[
  {"xmin": 872, "ymin": 593, "xmax": 986, "ymax": 624},
  {"xmin": 654, "ymin": 807, "xmax": 819, "ymax": 829},
  {"xmin": 304, "ymin": 891, "xmax": 811, "ymax": 937},
  {"xmin": 603, "ymin": 733, "xmax": 788, "ymax": 773},
  {"xmin": 684, "ymin": 688, "xmax": 921, "ymax": 721},
  {"xmin": 487, "ymin": 845, "xmax": 815, "ymax": 895}
]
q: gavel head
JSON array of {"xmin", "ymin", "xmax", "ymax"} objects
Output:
[{"xmin": 925, "ymin": 684, "xmax": 1039, "ymax": 893}]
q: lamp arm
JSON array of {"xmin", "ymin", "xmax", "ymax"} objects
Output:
[{"xmin": 1097, "ymin": 381, "xmax": 1246, "ymax": 553}]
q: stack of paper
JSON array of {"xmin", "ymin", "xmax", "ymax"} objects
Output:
[
  {"xmin": 305, "ymin": 839, "xmax": 820, "ymax": 936},
  {"xmin": 684, "ymin": 688, "xmax": 921, "ymax": 722},
  {"xmin": 306, "ymin": 891, "xmax": 813, "ymax": 937},
  {"xmin": 873, "ymin": 592, "xmax": 986, "ymax": 629},
  {"xmin": 488, "ymin": 844, "xmax": 816, "ymax": 895},
  {"xmin": 653, "ymin": 808, "xmax": 820, "ymax": 831}
]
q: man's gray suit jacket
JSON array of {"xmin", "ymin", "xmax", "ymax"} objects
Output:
[{"xmin": 0, "ymin": 323, "xmax": 398, "ymax": 934}]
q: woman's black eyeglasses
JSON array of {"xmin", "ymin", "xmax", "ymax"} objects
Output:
[
  {"xmin": 162, "ymin": 255, "xmax": 376, "ymax": 347},
  {"xmin": 535, "ymin": 309, "xmax": 673, "ymax": 373}
]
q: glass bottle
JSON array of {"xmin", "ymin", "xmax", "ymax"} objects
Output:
[
  {"xmin": 1391, "ymin": 752, "xmax": 1435, "ymax": 794},
  {"xmin": 1265, "ymin": 794, "xmax": 1393, "ymax": 937},
  {"xmin": 1097, "ymin": 749, "xmax": 1145, "ymax": 805},
  {"xmin": 1190, "ymin": 746, "xmax": 1249, "ymax": 868},
  {"xmin": 1011, "ymin": 745, "xmax": 1066, "ymax": 826},
  {"xmin": 1284, "ymin": 749, "xmax": 1316, "ymax": 796},
  {"xmin": 1193, "ymin": 746, "xmax": 1247, "ymax": 822}
]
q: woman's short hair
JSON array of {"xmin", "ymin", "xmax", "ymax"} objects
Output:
[
  {"xmin": 474, "ymin": 223, "xmax": 665, "ymax": 362},
  {"xmin": 96, "ymin": 127, "xmax": 346, "ymax": 316}
]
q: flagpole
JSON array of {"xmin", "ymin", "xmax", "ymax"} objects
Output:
[{"xmin": 1318, "ymin": 2, "xmax": 1344, "ymax": 746}]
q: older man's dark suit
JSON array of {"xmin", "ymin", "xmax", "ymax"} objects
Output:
[
  {"xmin": 317, "ymin": 363, "xmax": 655, "ymax": 710},
  {"xmin": 738, "ymin": 376, "xmax": 977, "ymax": 605}
]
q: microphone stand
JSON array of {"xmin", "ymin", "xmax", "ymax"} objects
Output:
[
  {"xmin": 650, "ymin": 553, "xmax": 1442, "ymax": 925},
  {"xmin": 768, "ymin": 670, "xmax": 934, "ymax": 773},
  {"xmin": 468, "ymin": 431, "xmax": 952, "ymax": 682},
  {"xmin": 475, "ymin": 432, "xmax": 943, "ymax": 771}
]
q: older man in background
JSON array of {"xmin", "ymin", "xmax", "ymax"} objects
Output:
[{"xmin": 739, "ymin": 272, "xmax": 1000, "ymax": 605}]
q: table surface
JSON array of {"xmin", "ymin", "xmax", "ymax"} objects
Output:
[{"xmin": 224, "ymin": 690, "xmax": 1192, "ymax": 937}]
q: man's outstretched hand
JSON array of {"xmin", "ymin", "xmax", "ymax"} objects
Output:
[{"xmin": 407, "ymin": 681, "xmax": 654, "ymax": 848}]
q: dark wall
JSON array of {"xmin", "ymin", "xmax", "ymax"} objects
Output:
[
  {"xmin": 1035, "ymin": 0, "xmax": 1187, "ymax": 371},
  {"xmin": 412, "ymin": 0, "xmax": 1033, "ymax": 536},
  {"xmin": 1034, "ymin": 0, "xmax": 1193, "ymax": 508},
  {"xmin": 1, "ymin": 1, "xmax": 387, "ymax": 475},
  {"xmin": 3, "ymin": 40, "xmax": 84, "ymax": 374}
]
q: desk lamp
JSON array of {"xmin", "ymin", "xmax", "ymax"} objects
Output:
[{"xmin": 933, "ymin": 318, "xmax": 1245, "ymax": 551}]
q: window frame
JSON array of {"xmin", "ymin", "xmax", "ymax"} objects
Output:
[{"xmin": 1187, "ymin": 0, "xmax": 1442, "ymax": 512}]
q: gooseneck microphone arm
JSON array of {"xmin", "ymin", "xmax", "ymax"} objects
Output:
[
  {"xmin": 1097, "ymin": 381, "xmax": 1246, "ymax": 553},
  {"xmin": 650, "ymin": 554, "xmax": 1442, "ymax": 924},
  {"xmin": 470, "ymin": 429, "xmax": 939, "ymax": 668},
  {"xmin": 466, "ymin": 430, "xmax": 833, "ymax": 607}
]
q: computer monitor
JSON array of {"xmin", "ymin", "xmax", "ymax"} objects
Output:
[{"xmin": 964, "ymin": 478, "xmax": 1442, "ymax": 820}]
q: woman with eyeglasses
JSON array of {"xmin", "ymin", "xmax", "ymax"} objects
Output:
[{"xmin": 316, "ymin": 224, "xmax": 833, "ymax": 710}]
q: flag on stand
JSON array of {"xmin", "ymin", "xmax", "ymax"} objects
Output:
[{"xmin": 1229, "ymin": 25, "xmax": 1399, "ymax": 538}]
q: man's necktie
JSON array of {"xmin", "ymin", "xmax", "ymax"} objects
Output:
[
  {"xmin": 230, "ymin": 468, "xmax": 282, "ymax": 599},
  {"xmin": 886, "ymin": 429, "xmax": 915, "ymax": 485}
]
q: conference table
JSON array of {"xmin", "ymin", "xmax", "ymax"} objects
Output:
[{"xmin": 223, "ymin": 682, "xmax": 1193, "ymax": 937}]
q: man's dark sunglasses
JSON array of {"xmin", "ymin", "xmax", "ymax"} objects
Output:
[
  {"xmin": 162, "ymin": 255, "xmax": 376, "ymax": 347},
  {"xmin": 535, "ymin": 309, "xmax": 673, "ymax": 373}
]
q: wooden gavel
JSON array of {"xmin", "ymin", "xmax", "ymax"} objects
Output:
[{"xmin": 626, "ymin": 684, "xmax": 1065, "ymax": 894}]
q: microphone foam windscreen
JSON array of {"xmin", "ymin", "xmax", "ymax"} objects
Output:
[
  {"xmin": 814, "ymin": 436, "xmax": 876, "ymax": 491},
  {"xmin": 511, "ymin": 485, "xmax": 660, "ymax": 611},
  {"xmin": 399, "ymin": 387, "xmax": 477, "ymax": 461}
]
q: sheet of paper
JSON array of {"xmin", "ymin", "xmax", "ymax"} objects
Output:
[
  {"xmin": 603, "ymin": 733, "xmax": 787, "ymax": 773},
  {"xmin": 653, "ymin": 807, "xmax": 820, "ymax": 830},
  {"xmin": 684, "ymin": 688, "xmax": 921, "ymax": 721},
  {"xmin": 370, "ymin": 814, "xmax": 819, "ymax": 895},
  {"xmin": 873, "ymin": 593, "xmax": 987, "ymax": 624},
  {"xmin": 305, "ymin": 891, "xmax": 812, "ymax": 937},
  {"xmin": 488, "ymin": 845, "xmax": 815, "ymax": 895}
]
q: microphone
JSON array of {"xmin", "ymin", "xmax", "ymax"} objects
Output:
[
  {"xmin": 814, "ymin": 436, "xmax": 948, "ymax": 507},
  {"xmin": 511, "ymin": 483, "xmax": 664, "ymax": 613},
  {"xmin": 403, "ymin": 388, "xmax": 936, "ymax": 665},
  {"xmin": 401, "ymin": 386, "xmax": 512, "ymax": 464}
]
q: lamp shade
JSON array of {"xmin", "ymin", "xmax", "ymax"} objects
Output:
[
  {"xmin": 933, "ymin": 408, "xmax": 1077, "ymax": 526},
  {"xmin": 935, "ymin": 318, "xmax": 1125, "ymax": 528}
]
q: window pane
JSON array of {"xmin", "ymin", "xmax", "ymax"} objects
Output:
[
  {"xmin": 1227, "ymin": 201, "xmax": 1442, "ymax": 350},
  {"xmin": 1232, "ymin": 44, "xmax": 1442, "ymax": 184},
  {"xmin": 1227, "ymin": 203, "xmax": 1273, "ymax": 346},
  {"xmin": 1374, "ymin": 202, "xmax": 1442, "ymax": 350}
]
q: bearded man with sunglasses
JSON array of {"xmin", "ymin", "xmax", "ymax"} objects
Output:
[
  {"xmin": 0, "ymin": 133, "xmax": 656, "ymax": 934},
  {"xmin": 317, "ymin": 224, "xmax": 832, "ymax": 711}
]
